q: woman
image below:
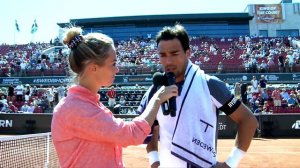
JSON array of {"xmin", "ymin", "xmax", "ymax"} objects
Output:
[{"xmin": 51, "ymin": 27, "xmax": 177, "ymax": 168}]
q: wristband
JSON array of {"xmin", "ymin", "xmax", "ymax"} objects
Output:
[
  {"xmin": 225, "ymin": 147, "xmax": 246, "ymax": 168},
  {"xmin": 148, "ymin": 151, "xmax": 159, "ymax": 165}
]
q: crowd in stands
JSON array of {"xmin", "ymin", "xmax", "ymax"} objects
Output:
[
  {"xmin": 1, "ymin": 36, "xmax": 299, "ymax": 77},
  {"xmin": 1, "ymin": 78, "xmax": 300, "ymax": 114},
  {"xmin": 231, "ymin": 76, "xmax": 300, "ymax": 114},
  {"xmin": 0, "ymin": 35, "xmax": 300, "ymax": 114},
  {"xmin": 0, "ymin": 43, "xmax": 69, "ymax": 77},
  {"xmin": 0, "ymin": 82, "xmax": 67, "ymax": 113},
  {"xmin": 0, "ymin": 82, "xmax": 147, "ymax": 115}
]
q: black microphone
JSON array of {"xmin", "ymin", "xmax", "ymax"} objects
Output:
[
  {"xmin": 166, "ymin": 72, "xmax": 176, "ymax": 117},
  {"xmin": 152, "ymin": 72, "xmax": 169, "ymax": 115}
]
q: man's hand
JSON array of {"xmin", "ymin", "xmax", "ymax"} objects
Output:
[
  {"xmin": 212, "ymin": 162, "xmax": 230, "ymax": 168},
  {"xmin": 150, "ymin": 161, "xmax": 160, "ymax": 168}
]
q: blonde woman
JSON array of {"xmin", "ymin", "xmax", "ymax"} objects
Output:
[{"xmin": 51, "ymin": 27, "xmax": 178, "ymax": 168}]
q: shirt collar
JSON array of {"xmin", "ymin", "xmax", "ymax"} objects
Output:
[{"xmin": 68, "ymin": 85, "xmax": 100, "ymax": 103}]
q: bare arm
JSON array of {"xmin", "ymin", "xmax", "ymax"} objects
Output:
[
  {"xmin": 215, "ymin": 103, "xmax": 258, "ymax": 168},
  {"xmin": 229, "ymin": 103, "xmax": 258, "ymax": 151},
  {"xmin": 146, "ymin": 125, "xmax": 160, "ymax": 168}
]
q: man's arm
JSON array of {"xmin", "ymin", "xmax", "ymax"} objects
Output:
[
  {"xmin": 216, "ymin": 103, "xmax": 258, "ymax": 168},
  {"xmin": 229, "ymin": 103, "xmax": 258, "ymax": 152},
  {"xmin": 146, "ymin": 125, "xmax": 160, "ymax": 168}
]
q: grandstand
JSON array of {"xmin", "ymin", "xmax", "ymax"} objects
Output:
[
  {"xmin": 1, "ymin": 1, "xmax": 300, "ymax": 116},
  {"xmin": 1, "ymin": 1, "xmax": 300, "ymax": 167}
]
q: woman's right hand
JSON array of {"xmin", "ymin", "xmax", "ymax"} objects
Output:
[{"xmin": 154, "ymin": 85, "xmax": 178, "ymax": 104}]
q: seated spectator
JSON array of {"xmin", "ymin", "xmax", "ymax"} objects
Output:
[
  {"xmin": 20, "ymin": 101, "xmax": 30, "ymax": 112},
  {"xmin": 244, "ymin": 60, "xmax": 251, "ymax": 73},
  {"xmin": 217, "ymin": 62, "xmax": 224, "ymax": 73},
  {"xmin": 280, "ymin": 88, "xmax": 290, "ymax": 101},
  {"xmin": 26, "ymin": 102, "xmax": 35, "ymax": 113},
  {"xmin": 38, "ymin": 96, "xmax": 49, "ymax": 111},
  {"xmin": 272, "ymin": 88, "xmax": 282, "ymax": 107},
  {"xmin": 259, "ymin": 60, "xmax": 268, "ymax": 73},
  {"xmin": 1, "ymin": 103, "xmax": 8, "ymax": 113},
  {"xmin": 251, "ymin": 99, "xmax": 260, "ymax": 114},
  {"xmin": 119, "ymin": 95, "xmax": 126, "ymax": 106},
  {"xmin": 260, "ymin": 88, "xmax": 269, "ymax": 101},
  {"xmin": 33, "ymin": 104, "xmax": 43, "ymax": 113},
  {"xmin": 8, "ymin": 101, "xmax": 18, "ymax": 113},
  {"xmin": 256, "ymin": 94, "xmax": 265, "ymax": 107},
  {"xmin": 287, "ymin": 91, "xmax": 298, "ymax": 107},
  {"xmin": 262, "ymin": 101, "xmax": 271, "ymax": 114},
  {"xmin": 0, "ymin": 95, "xmax": 7, "ymax": 106}
]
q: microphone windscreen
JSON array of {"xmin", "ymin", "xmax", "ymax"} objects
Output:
[
  {"xmin": 166, "ymin": 72, "xmax": 176, "ymax": 84},
  {"xmin": 152, "ymin": 72, "xmax": 166, "ymax": 86}
]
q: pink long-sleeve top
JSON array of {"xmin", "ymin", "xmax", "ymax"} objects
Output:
[{"xmin": 51, "ymin": 85, "xmax": 151, "ymax": 168}]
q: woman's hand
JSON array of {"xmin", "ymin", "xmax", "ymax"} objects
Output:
[{"xmin": 154, "ymin": 85, "xmax": 178, "ymax": 104}]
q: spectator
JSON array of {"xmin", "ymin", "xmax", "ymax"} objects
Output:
[
  {"xmin": 15, "ymin": 82, "xmax": 24, "ymax": 101},
  {"xmin": 56, "ymin": 83, "xmax": 66, "ymax": 102},
  {"xmin": 106, "ymin": 85, "xmax": 117, "ymax": 107},
  {"xmin": 119, "ymin": 95, "xmax": 126, "ymax": 106},
  {"xmin": 287, "ymin": 51, "xmax": 295, "ymax": 72},
  {"xmin": 217, "ymin": 61, "xmax": 224, "ymax": 73},
  {"xmin": 24, "ymin": 84, "xmax": 31, "ymax": 102},
  {"xmin": 272, "ymin": 88, "xmax": 282, "ymax": 107},
  {"xmin": 8, "ymin": 101, "xmax": 18, "ymax": 113},
  {"xmin": 0, "ymin": 95, "xmax": 7, "ymax": 106},
  {"xmin": 287, "ymin": 91, "xmax": 298, "ymax": 107},
  {"xmin": 280, "ymin": 88, "xmax": 290, "ymax": 101},
  {"xmin": 234, "ymin": 82, "xmax": 241, "ymax": 100},
  {"xmin": 284, "ymin": 58, "xmax": 290, "ymax": 73},
  {"xmin": 45, "ymin": 89, "xmax": 55, "ymax": 108},
  {"xmin": 251, "ymin": 76, "xmax": 259, "ymax": 94},
  {"xmin": 240, "ymin": 82, "xmax": 248, "ymax": 104},
  {"xmin": 20, "ymin": 60, "xmax": 27, "ymax": 77},
  {"xmin": 277, "ymin": 53, "xmax": 284, "ymax": 72},
  {"xmin": 259, "ymin": 75, "xmax": 267, "ymax": 92},
  {"xmin": 8, "ymin": 83, "xmax": 15, "ymax": 102},
  {"xmin": 1, "ymin": 103, "xmax": 9, "ymax": 113},
  {"xmin": 26, "ymin": 102, "xmax": 35, "ymax": 113},
  {"xmin": 262, "ymin": 101, "xmax": 271, "ymax": 114},
  {"xmin": 33, "ymin": 104, "xmax": 43, "ymax": 113},
  {"xmin": 259, "ymin": 60, "xmax": 268, "ymax": 73},
  {"xmin": 20, "ymin": 101, "xmax": 30, "ymax": 112},
  {"xmin": 260, "ymin": 88, "xmax": 269, "ymax": 102}
]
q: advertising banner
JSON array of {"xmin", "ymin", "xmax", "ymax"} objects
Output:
[{"xmin": 255, "ymin": 4, "xmax": 283, "ymax": 23}]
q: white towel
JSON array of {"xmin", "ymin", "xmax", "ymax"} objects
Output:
[{"xmin": 170, "ymin": 63, "xmax": 218, "ymax": 167}]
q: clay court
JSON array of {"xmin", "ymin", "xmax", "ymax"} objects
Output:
[{"xmin": 123, "ymin": 138, "xmax": 300, "ymax": 168}]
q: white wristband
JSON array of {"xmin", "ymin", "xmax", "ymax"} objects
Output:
[
  {"xmin": 225, "ymin": 147, "xmax": 246, "ymax": 168},
  {"xmin": 148, "ymin": 151, "xmax": 159, "ymax": 165}
]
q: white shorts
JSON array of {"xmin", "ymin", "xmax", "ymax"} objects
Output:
[{"xmin": 108, "ymin": 98, "xmax": 116, "ymax": 107}]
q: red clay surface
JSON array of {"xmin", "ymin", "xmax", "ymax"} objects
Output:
[{"xmin": 123, "ymin": 138, "xmax": 300, "ymax": 168}]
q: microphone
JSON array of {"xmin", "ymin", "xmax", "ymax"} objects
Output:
[
  {"xmin": 166, "ymin": 72, "xmax": 176, "ymax": 117},
  {"xmin": 152, "ymin": 72, "xmax": 170, "ymax": 115}
]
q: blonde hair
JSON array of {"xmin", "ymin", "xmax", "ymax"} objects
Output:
[{"xmin": 63, "ymin": 27, "xmax": 115, "ymax": 79}]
